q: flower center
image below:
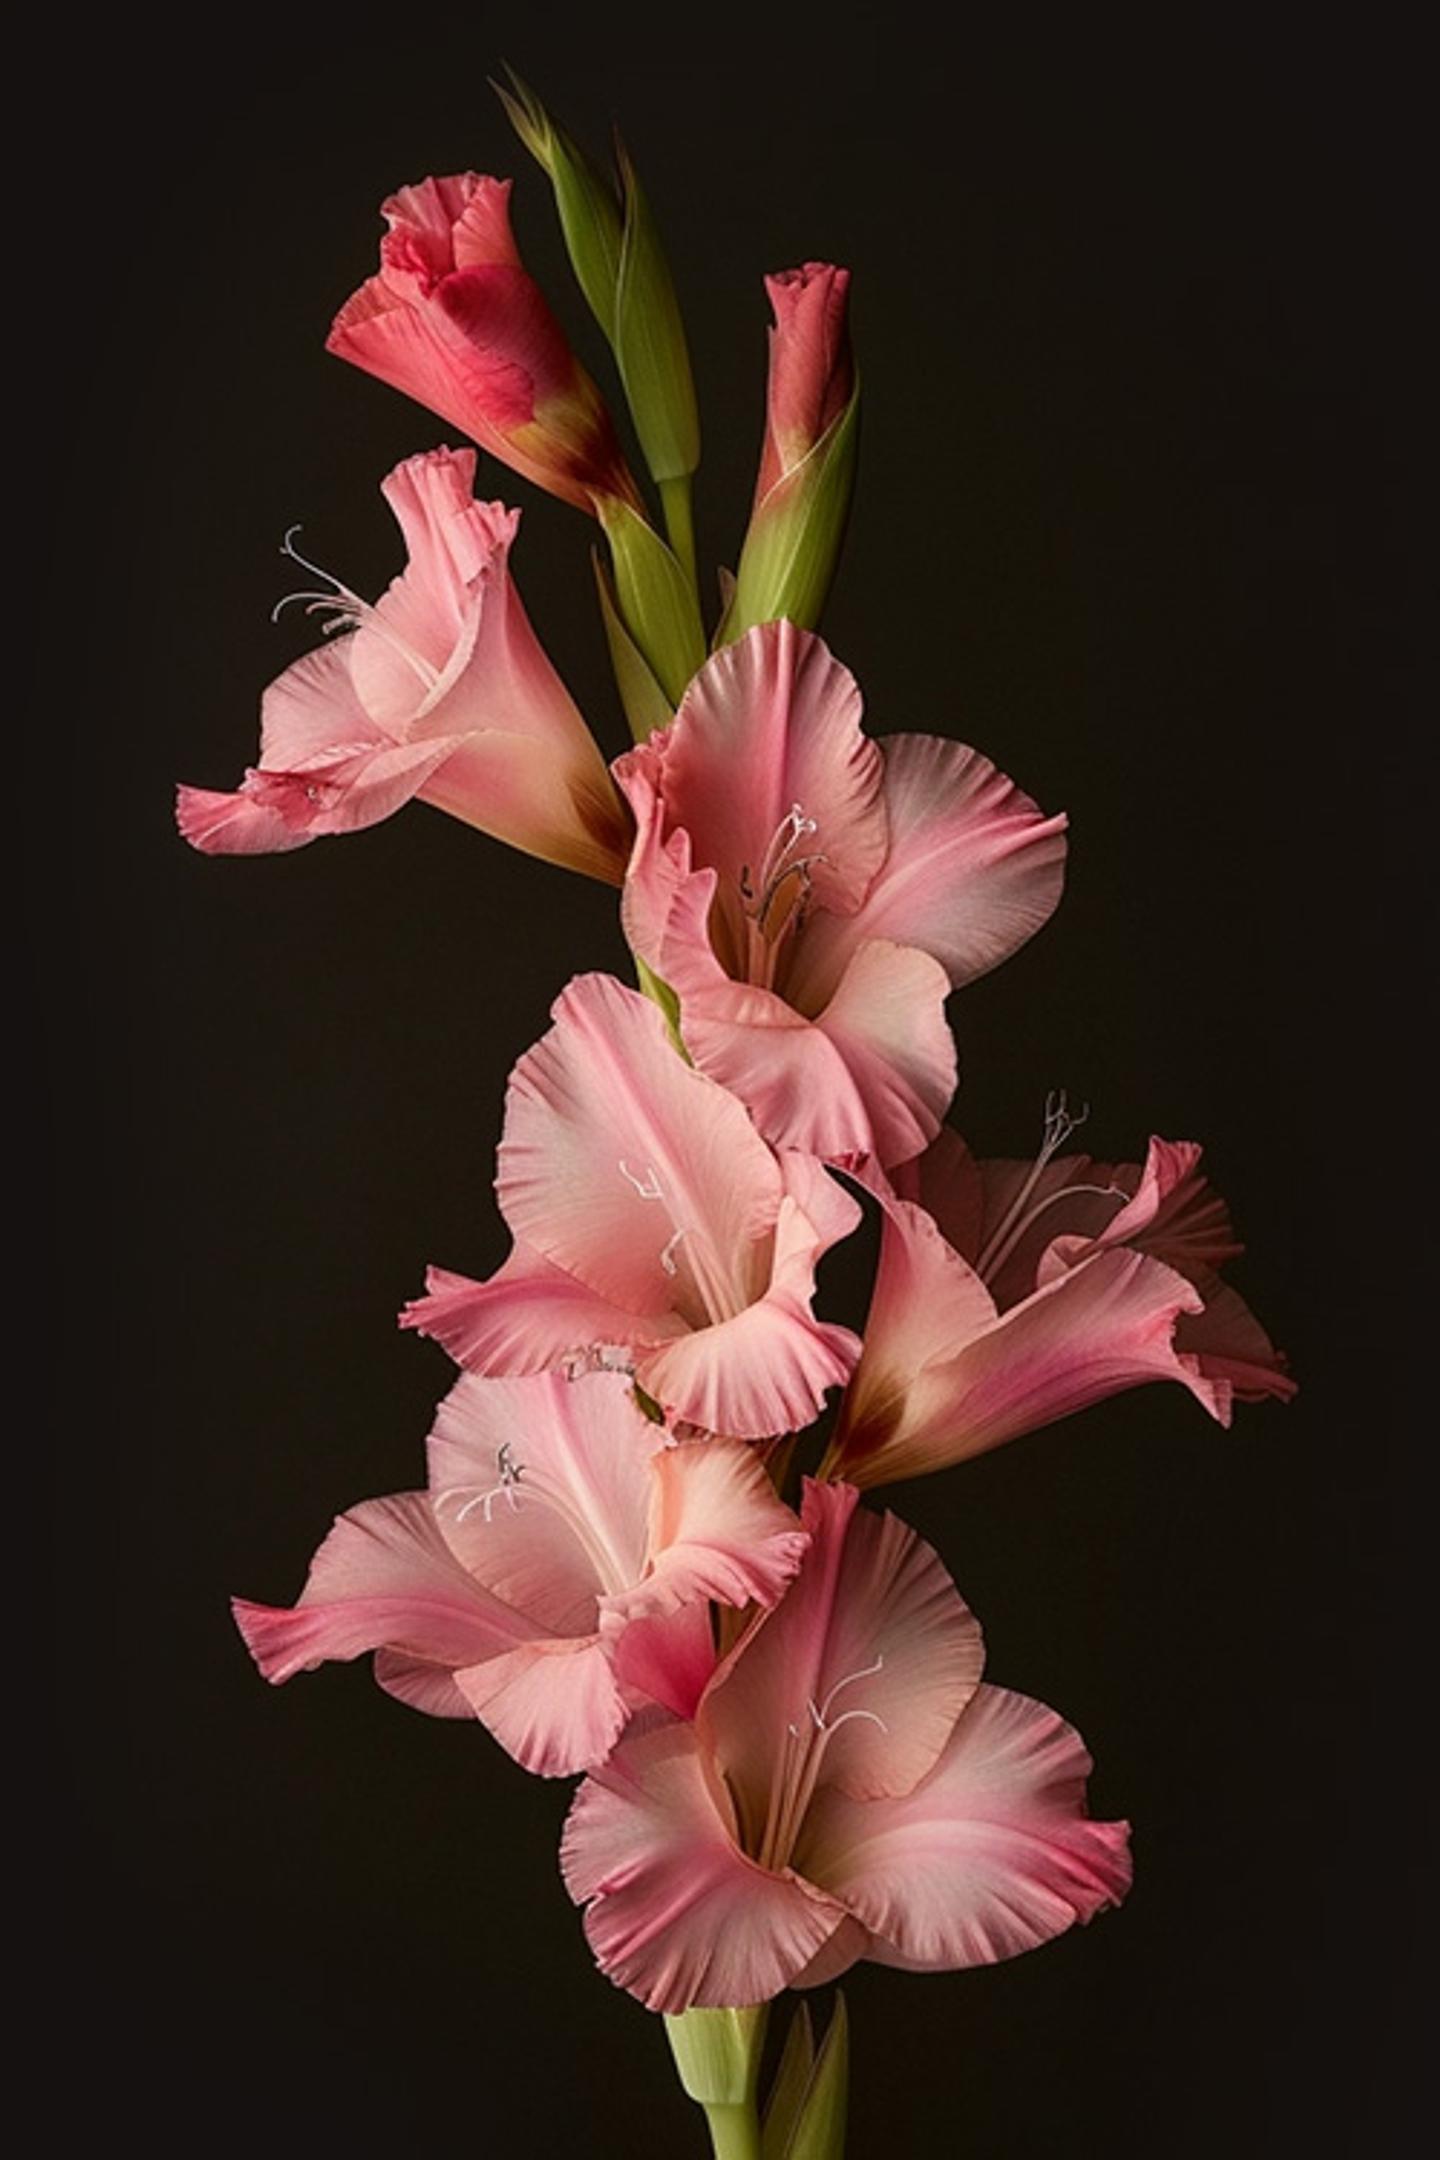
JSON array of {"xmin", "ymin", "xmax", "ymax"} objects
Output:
[
  {"xmin": 737, "ymin": 804, "xmax": 828, "ymax": 990},
  {"xmin": 753, "ymin": 1655, "xmax": 888, "ymax": 1871},
  {"xmin": 435, "ymin": 1440, "xmax": 636, "ymax": 1597},
  {"xmin": 972, "ymin": 1091, "xmax": 1129, "ymax": 1286},
  {"xmin": 271, "ymin": 525, "xmax": 440, "ymax": 694},
  {"xmin": 617, "ymin": 1157, "xmax": 746, "ymax": 1327}
]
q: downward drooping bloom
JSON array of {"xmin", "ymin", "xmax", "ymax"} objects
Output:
[
  {"xmin": 824, "ymin": 1114, "xmax": 1295, "ymax": 1490},
  {"xmin": 404, "ymin": 973, "xmax": 862, "ymax": 1439},
  {"xmin": 562, "ymin": 1480, "xmax": 1131, "ymax": 2011},
  {"xmin": 176, "ymin": 448, "xmax": 628, "ymax": 879},
  {"xmin": 613, "ymin": 620, "xmax": 1068, "ymax": 1167},
  {"xmin": 234, "ymin": 1369, "xmax": 807, "ymax": 1776},
  {"xmin": 328, "ymin": 174, "xmax": 642, "ymax": 516}
]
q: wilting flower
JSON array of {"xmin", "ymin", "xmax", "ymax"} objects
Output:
[
  {"xmin": 403, "ymin": 972, "xmax": 862, "ymax": 1439},
  {"xmin": 824, "ymin": 1110, "xmax": 1295, "ymax": 1490},
  {"xmin": 328, "ymin": 174, "xmax": 642, "ymax": 516},
  {"xmin": 613, "ymin": 620, "xmax": 1067, "ymax": 1167},
  {"xmin": 562, "ymin": 1480, "xmax": 1131, "ymax": 2010},
  {"xmin": 234, "ymin": 1369, "xmax": 807, "ymax": 1776},
  {"xmin": 176, "ymin": 447, "xmax": 628, "ymax": 879}
]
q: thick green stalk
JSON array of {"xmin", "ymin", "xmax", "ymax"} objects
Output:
[
  {"xmin": 703, "ymin": 2102, "xmax": 764, "ymax": 2160},
  {"xmin": 660, "ymin": 472, "xmax": 699, "ymax": 591}
]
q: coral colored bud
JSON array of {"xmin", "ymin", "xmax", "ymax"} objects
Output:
[
  {"xmin": 328, "ymin": 173, "xmax": 643, "ymax": 518},
  {"xmin": 754, "ymin": 263, "xmax": 854, "ymax": 504},
  {"xmin": 726, "ymin": 263, "xmax": 859, "ymax": 641}
]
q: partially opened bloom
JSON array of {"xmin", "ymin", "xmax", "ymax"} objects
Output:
[
  {"xmin": 403, "ymin": 972, "xmax": 862, "ymax": 1439},
  {"xmin": 825, "ymin": 1110, "xmax": 1295, "ymax": 1490},
  {"xmin": 176, "ymin": 448, "xmax": 628, "ymax": 879},
  {"xmin": 328, "ymin": 174, "xmax": 642, "ymax": 516},
  {"xmin": 563, "ymin": 1480, "xmax": 1131, "ymax": 2010},
  {"xmin": 234, "ymin": 1369, "xmax": 807, "ymax": 1777},
  {"xmin": 613, "ymin": 619, "xmax": 1067, "ymax": 1167}
]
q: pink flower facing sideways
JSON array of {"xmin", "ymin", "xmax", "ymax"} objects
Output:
[
  {"xmin": 825, "ymin": 1115, "xmax": 1295, "ymax": 1490},
  {"xmin": 614, "ymin": 619, "xmax": 1068, "ymax": 1169},
  {"xmin": 234, "ymin": 1369, "xmax": 807, "ymax": 1777},
  {"xmin": 328, "ymin": 175, "xmax": 642, "ymax": 516},
  {"xmin": 177, "ymin": 448, "xmax": 628, "ymax": 879},
  {"xmin": 563, "ymin": 1480, "xmax": 1131, "ymax": 2011},
  {"xmin": 404, "ymin": 973, "xmax": 862, "ymax": 1440}
]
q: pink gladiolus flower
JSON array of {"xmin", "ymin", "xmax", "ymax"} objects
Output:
[
  {"xmin": 402, "ymin": 972, "xmax": 862, "ymax": 1440},
  {"xmin": 753, "ymin": 262, "xmax": 854, "ymax": 503},
  {"xmin": 824, "ymin": 1113, "xmax": 1295, "ymax": 1490},
  {"xmin": 327, "ymin": 175, "xmax": 642, "ymax": 516},
  {"xmin": 176, "ymin": 448, "xmax": 629, "ymax": 879},
  {"xmin": 233, "ymin": 1369, "xmax": 808, "ymax": 1777},
  {"xmin": 562, "ymin": 1480, "xmax": 1131, "ymax": 2011},
  {"xmin": 613, "ymin": 620, "xmax": 1068, "ymax": 1167}
]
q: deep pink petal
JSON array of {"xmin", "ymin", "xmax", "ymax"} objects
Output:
[
  {"xmin": 611, "ymin": 1600, "xmax": 718, "ymax": 1721},
  {"xmin": 232, "ymin": 1492, "xmax": 533, "ymax": 1689},
  {"xmin": 756, "ymin": 264, "xmax": 854, "ymax": 498},
  {"xmin": 454, "ymin": 1634, "xmax": 629, "ymax": 1776},
  {"xmin": 562, "ymin": 1721, "xmax": 847, "ymax": 2011},
  {"xmin": 702, "ymin": 1482, "xmax": 986, "ymax": 1854},
  {"xmin": 1090, "ymin": 1136, "xmax": 1244, "ymax": 1274},
  {"xmin": 792, "ymin": 733, "xmax": 1067, "ymax": 1006},
  {"xmin": 497, "ymin": 973, "xmax": 784, "ymax": 1322},
  {"xmin": 800, "ymin": 1684, "xmax": 1132, "ymax": 1969},
  {"xmin": 1176, "ymin": 1270, "xmax": 1297, "ymax": 1404}
]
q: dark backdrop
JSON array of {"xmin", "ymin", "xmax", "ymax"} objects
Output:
[{"xmin": 40, "ymin": 10, "xmax": 1414, "ymax": 2155}]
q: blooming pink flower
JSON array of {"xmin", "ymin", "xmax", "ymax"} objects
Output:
[
  {"xmin": 233, "ymin": 1369, "xmax": 807, "ymax": 1777},
  {"xmin": 824, "ymin": 1109, "xmax": 1295, "ymax": 1490},
  {"xmin": 612, "ymin": 619, "xmax": 1068, "ymax": 1167},
  {"xmin": 753, "ymin": 263, "xmax": 854, "ymax": 503},
  {"xmin": 562, "ymin": 1480, "xmax": 1131, "ymax": 2011},
  {"xmin": 402, "ymin": 972, "xmax": 862, "ymax": 1440},
  {"xmin": 176, "ymin": 448, "xmax": 629, "ymax": 879},
  {"xmin": 327, "ymin": 175, "xmax": 642, "ymax": 516}
]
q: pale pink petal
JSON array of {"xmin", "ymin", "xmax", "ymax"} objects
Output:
[
  {"xmin": 258, "ymin": 642, "xmax": 382, "ymax": 769},
  {"xmin": 426, "ymin": 1370, "xmax": 654, "ymax": 1632},
  {"xmin": 675, "ymin": 975, "xmax": 879, "ymax": 1169},
  {"xmin": 811, "ymin": 938, "xmax": 958, "ymax": 1167},
  {"xmin": 417, "ymin": 729, "xmax": 628, "ymax": 884},
  {"xmin": 497, "ymin": 973, "xmax": 783, "ymax": 1322},
  {"xmin": 176, "ymin": 784, "xmax": 316, "ymax": 856},
  {"xmin": 400, "ymin": 1252, "xmax": 683, "ymax": 1377},
  {"xmin": 702, "ymin": 1482, "xmax": 985, "ymax": 1852},
  {"xmin": 611, "ymin": 1438, "xmax": 809, "ymax": 1625},
  {"xmin": 455, "ymin": 1633, "xmax": 628, "ymax": 1776},
  {"xmin": 788, "ymin": 1914, "xmax": 871, "ymax": 1989},
  {"xmin": 654, "ymin": 621, "xmax": 887, "ymax": 945},
  {"xmin": 562, "ymin": 1721, "xmax": 847, "ymax": 2011},
  {"xmin": 232, "ymin": 1492, "xmax": 533, "ymax": 1688},
  {"xmin": 833, "ymin": 1199, "xmax": 1000, "ymax": 1472},
  {"xmin": 372, "ymin": 1649, "xmax": 475, "ymax": 1718},
  {"xmin": 636, "ymin": 1289, "xmax": 858, "ymax": 1441},
  {"xmin": 831, "ymin": 1235, "xmax": 1226, "ymax": 1490},
  {"xmin": 179, "ymin": 733, "xmax": 469, "ymax": 857},
  {"xmin": 791, "ymin": 733, "xmax": 1067, "ymax": 1007},
  {"xmin": 799, "ymin": 1684, "xmax": 1132, "ymax": 1969}
]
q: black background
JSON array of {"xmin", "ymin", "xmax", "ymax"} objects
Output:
[{"xmin": 40, "ymin": 9, "xmax": 1415, "ymax": 2155}]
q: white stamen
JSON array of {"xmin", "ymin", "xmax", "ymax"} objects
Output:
[
  {"xmin": 269, "ymin": 523, "xmax": 440, "ymax": 691},
  {"xmin": 437, "ymin": 1441, "xmax": 525, "ymax": 1525},
  {"xmin": 975, "ymin": 1089, "xmax": 1095, "ymax": 1282},
  {"xmin": 659, "ymin": 1227, "xmax": 686, "ymax": 1276},
  {"xmin": 618, "ymin": 1158, "xmax": 664, "ymax": 1200}
]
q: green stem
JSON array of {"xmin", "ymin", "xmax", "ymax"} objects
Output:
[
  {"xmin": 660, "ymin": 472, "xmax": 698, "ymax": 591},
  {"xmin": 701, "ymin": 2102, "xmax": 762, "ymax": 2160}
]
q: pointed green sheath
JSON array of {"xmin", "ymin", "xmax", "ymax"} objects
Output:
[
  {"xmin": 613, "ymin": 136, "xmax": 701, "ymax": 489},
  {"xmin": 725, "ymin": 384, "xmax": 859, "ymax": 641},
  {"xmin": 761, "ymin": 2002, "xmax": 816, "ymax": 2157},
  {"xmin": 494, "ymin": 70, "xmax": 624, "ymax": 340},
  {"xmin": 782, "ymin": 1995, "xmax": 848, "ymax": 2159},
  {"xmin": 597, "ymin": 495, "xmax": 707, "ymax": 706},
  {"xmin": 592, "ymin": 549, "xmax": 675, "ymax": 741}
]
